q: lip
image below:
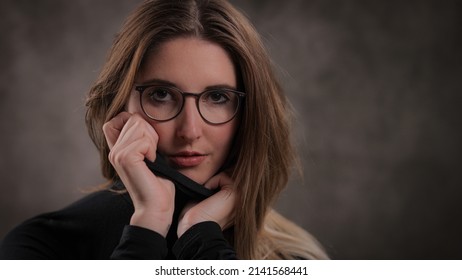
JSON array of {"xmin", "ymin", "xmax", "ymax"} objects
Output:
[{"xmin": 168, "ymin": 151, "xmax": 207, "ymax": 168}]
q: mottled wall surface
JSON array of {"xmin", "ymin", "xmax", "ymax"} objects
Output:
[{"xmin": 0, "ymin": 0, "xmax": 461, "ymax": 259}]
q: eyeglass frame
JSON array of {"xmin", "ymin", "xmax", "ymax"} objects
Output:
[{"xmin": 134, "ymin": 84, "xmax": 246, "ymax": 125}]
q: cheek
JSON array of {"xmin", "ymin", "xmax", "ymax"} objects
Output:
[
  {"xmin": 150, "ymin": 123, "xmax": 174, "ymax": 151},
  {"xmin": 214, "ymin": 122, "xmax": 238, "ymax": 155},
  {"xmin": 218, "ymin": 127, "xmax": 235, "ymax": 147}
]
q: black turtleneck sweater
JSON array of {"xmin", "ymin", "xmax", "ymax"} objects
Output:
[{"xmin": 0, "ymin": 182, "xmax": 236, "ymax": 260}]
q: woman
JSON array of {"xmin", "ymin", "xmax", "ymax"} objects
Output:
[{"xmin": 0, "ymin": 0, "xmax": 327, "ymax": 259}]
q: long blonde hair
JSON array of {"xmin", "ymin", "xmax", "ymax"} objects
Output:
[{"xmin": 85, "ymin": 0, "xmax": 327, "ymax": 259}]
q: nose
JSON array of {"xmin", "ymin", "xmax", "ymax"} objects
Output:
[{"xmin": 175, "ymin": 97, "xmax": 202, "ymax": 142}]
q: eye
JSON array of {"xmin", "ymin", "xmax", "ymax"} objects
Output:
[
  {"xmin": 203, "ymin": 90, "xmax": 231, "ymax": 104},
  {"xmin": 146, "ymin": 86, "xmax": 175, "ymax": 103}
]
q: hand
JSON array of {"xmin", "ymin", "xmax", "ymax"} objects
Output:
[
  {"xmin": 177, "ymin": 172, "xmax": 236, "ymax": 237},
  {"xmin": 103, "ymin": 112, "xmax": 175, "ymax": 237}
]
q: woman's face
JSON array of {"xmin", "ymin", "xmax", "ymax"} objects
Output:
[{"xmin": 127, "ymin": 37, "xmax": 239, "ymax": 184}]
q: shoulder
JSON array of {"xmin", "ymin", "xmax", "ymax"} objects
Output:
[
  {"xmin": 61, "ymin": 182, "xmax": 133, "ymax": 219},
  {"xmin": 0, "ymin": 182, "xmax": 133, "ymax": 259}
]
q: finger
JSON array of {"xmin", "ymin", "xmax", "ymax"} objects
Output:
[
  {"xmin": 118, "ymin": 114, "xmax": 158, "ymax": 147},
  {"xmin": 102, "ymin": 112, "xmax": 133, "ymax": 149},
  {"xmin": 179, "ymin": 185, "xmax": 236, "ymax": 234},
  {"xmin": 204, "ymin": 172, "xmax": 233, "ymax": 191},
  {"xmin": 109, "ymin": 135, "xmax": 157, "ymax": 169},
  {"xmin": 213, "ymin": 183, "xmax": 235, "ymax": 201},
  {"xmin": 112, "ymin": 114, "xmax": 159, "ymax": 162}
]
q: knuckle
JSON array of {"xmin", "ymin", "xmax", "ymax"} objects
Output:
[
  {"xmin": 221, "ymin": 186, "xmax": 235, "ymax": 199},
  {"xmin": 102, "ymin": 121, "xmax": 112, "ymax": 134},
  {"xmin": 130, "ymin": 113, "xmax": 144, "ymax": 123},
  {"xmin": 107, "ymin": 149, "xmax": 116, "ymax": 165},
  {"xmin": 108, "ymin": 147, "xmax": 128, "ymax": 168}
]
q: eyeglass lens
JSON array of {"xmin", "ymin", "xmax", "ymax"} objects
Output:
[{"xmin": 140, "ymin": 86, "xmax": 241, "ymax": 124}]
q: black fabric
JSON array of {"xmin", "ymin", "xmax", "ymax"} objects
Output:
[
  {"xmin": 111, "ymin": 225, "xmax": 168, "ymax": 259},
  {"xmin": 145, "ymin": 152, "xmax": 215, "ymax": 200},
  {"xmin": 173, "ymin": 222, "xmax": 237, "ymax": 259},
  {"xmin": 0, "ymin": 182, "xmax": 236, "ymax": 260}
]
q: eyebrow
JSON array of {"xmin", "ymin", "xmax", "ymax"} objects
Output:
[{"xmin": 136, "ymin": 78, "xmax": 237, "ymax": 91}]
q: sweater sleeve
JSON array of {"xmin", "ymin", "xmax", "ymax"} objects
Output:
[
  {"xmin": 111, "ymin": 225, "xmax": 168, "ymax": 259},
  {"xmin": 112, "ymin": 222, "xmax": 237, "ymax": 260},
  {"xmin": 173, "ymin": 221, "xmax": 237, "ymax": 260}
]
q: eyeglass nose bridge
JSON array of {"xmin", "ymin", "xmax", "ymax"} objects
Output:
[
  {"xmin": 181, "ymin": 91, "xmax": 202, "ymax": 106},
  {"xmin": 182, "ymin": 92, "xmax": 201, "ymax": 99},
  {"xmin": 174, "ymin": 91, "xmax": 204, "ymax": 120}
]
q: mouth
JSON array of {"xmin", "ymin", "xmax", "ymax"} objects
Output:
[{"xmin": 168, "ymin": 151, "xmax": 207, "ymax": 168}]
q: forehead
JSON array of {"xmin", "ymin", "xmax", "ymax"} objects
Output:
[{"xmin": 137, "ymin": 37, "xmax": 237, "ymax": 91}]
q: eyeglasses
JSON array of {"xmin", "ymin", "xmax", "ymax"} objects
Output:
[{"xmin": 135, "ymin": 85, "xmax": 246, "ymax": 125}]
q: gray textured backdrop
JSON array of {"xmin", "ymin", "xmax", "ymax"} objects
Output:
[{"xmin": 1, "ymin": 0, "xmax": 461, "ymax": 259}]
